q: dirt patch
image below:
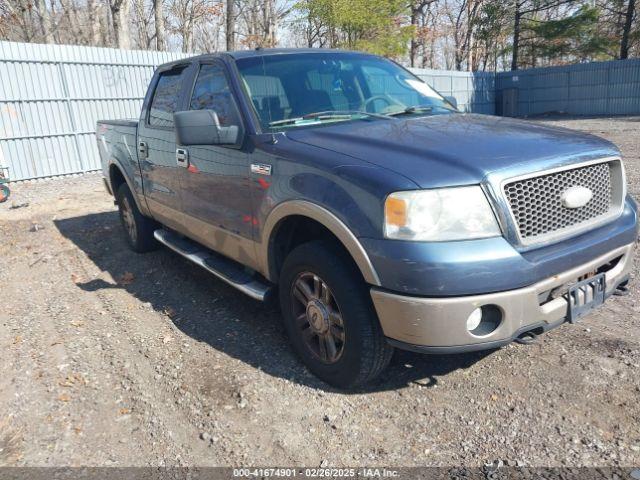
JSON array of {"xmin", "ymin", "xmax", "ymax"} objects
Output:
[{"xmin": 0, "ymin": 118, "xmax": 639, "ymax": 467}]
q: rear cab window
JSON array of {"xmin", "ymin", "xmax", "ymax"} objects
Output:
[{"xmin": 148, "ymin": 66, "xmax": 188, "ymax": 128}]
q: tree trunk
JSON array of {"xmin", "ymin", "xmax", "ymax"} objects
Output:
[
  {"xmin": 268, "ymin": 0, "xmax": 277, "ymax": 46},
  {"xmin": 410, "ymin": 6, "xmax": 418, "ymax": 67},
  {"xmin": 19, "ymin": 3, "xmax": 35, "ymax": 42},
  {"xmin": 226, "ymin": 0, "xmax": 234, "ymax": 51},
  {"xmin": 511, "ymin": 1, "xmax": 521, "ymax": 71},
  {"xmin": 87, "ymin": 0, "xmax": 102, "ymax": 45},
  {"xmin": 620, "ymin": 0, "xmax": 635, "ymax": 59},
  {"xmin": 263, "ymin": 0, "xmax": 276, "ymax": 46},
  {"xmin": 35, "ymin": 0, "xmax": 53, "ymax": 43},
  {"xmin": 112, "ymin": 0, "xmax": 131, "ymax": 49},
  {"xmin": 467, "ymin": 0, "xmax": 474, "ymax": 71},
  {"xmin": 153, "ymin": 0, "xmax": 165, "ymax": 50}
]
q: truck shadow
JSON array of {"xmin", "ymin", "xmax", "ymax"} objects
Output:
[{"xmin": 55, "ymin": 211, "xmax": 495, "ymax": 393}]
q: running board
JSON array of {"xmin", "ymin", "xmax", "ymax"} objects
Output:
[{"xmin": 153, "ymin": 229, "xmax": 273, "ymax": 302}]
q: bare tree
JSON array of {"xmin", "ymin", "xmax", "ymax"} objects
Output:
[
  {"xmin": 169, "ymin": 0, "xmax": 221, "ymax": 52},
  {"xmin": 620, "ymin": 0, "xmax": 636, "ymax": 58},
  {"xmin": 35, "ymin": 0, "xmax": 53, "ymax": 42},
  {"xmin": 409, "ymin": 0, "xmax": 437, "ymax": 67},
  {"xmin": 86, "ymin": 0, "xmax": 103, "ymax": 45},
  {"xmin": 154, "ymin": 0, "xmax": 165, "ymax": 49},
  {"xmin": 225, "ymin": 0, "xmax": 233, "ymax": 50},
  {"xmin": 111, "ymin": 0, "xmax": 132, "ymax": 48},
  {"xmin": 132, "ymin": 0, "xmax": 154, "ymax": 48}
]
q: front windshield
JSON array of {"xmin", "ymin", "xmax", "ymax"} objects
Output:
[{"xmin": 235, "ymin": 52, "xmax": 456, "ymax": 130}]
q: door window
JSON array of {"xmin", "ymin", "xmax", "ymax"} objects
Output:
[
  {"xmin": 148, "ymin": 66, "xmax": 187, "ymax": 128},
  {"xmin": 189, "ymin": 63, "xmax": 241, "ymax": 127}
]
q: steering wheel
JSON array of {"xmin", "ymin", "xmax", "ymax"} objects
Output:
[{"xmin": 363, "ymin": 94, "xmax": 403, "ymax": 113}]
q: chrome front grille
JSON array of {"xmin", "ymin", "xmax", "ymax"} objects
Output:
[{"xmin": 503, "ymin": 160, "xmax": 620, "ymax": 244}]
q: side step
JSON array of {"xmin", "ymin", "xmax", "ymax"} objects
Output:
[{"xmin": 153, "ymin": 229, "xmax": 273, "ymax": 302}]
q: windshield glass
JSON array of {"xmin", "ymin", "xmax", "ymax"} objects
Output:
[{"xmin": 235, "ymin": 52, "xmax": 456, "ymax": 130}]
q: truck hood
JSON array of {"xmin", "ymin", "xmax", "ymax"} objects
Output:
[{"xmin": 285, "ymin": 113, "xmax": 619, "ymax": 188}]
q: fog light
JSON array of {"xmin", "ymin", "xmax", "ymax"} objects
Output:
[
  {"xmin": 466, "ymin": 305, "xmax": 503, "ymax": 336},
  {"xmin": 466, "ymin": 308, "xmax": 483, "ymax": 331}
]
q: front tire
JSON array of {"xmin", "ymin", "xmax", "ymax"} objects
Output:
[
  {"xmin": 279, "ymin": 240, "xmax": 393, "ymax": 388},
  {"xmin": 116, "ymin": 183, "xmax": 157, "ymax": 253}
]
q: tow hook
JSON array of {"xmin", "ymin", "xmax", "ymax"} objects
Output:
[
  {"xmin": 613, "ymin": 282, "xmax": 630, "ymax": 297},
  {"xmin": 515, "ymin": 330, "xmax": 539, "ymax": 345}
]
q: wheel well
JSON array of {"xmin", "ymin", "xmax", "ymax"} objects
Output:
[
  {"xmin": 109, "ymin": 164, "xmax": 126, "ymax": 199},
  {"xmin": 269, "ymin": 215, "xmax": 361, "ymax": 282}
]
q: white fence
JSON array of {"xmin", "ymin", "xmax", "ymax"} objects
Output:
[
  {"xmin": 0, "ymin": 41, "xmax": 496, "ymax": 182},
  {"xmin": 0, "ymin": 41, "xmax": 188, "ymax": 181}
]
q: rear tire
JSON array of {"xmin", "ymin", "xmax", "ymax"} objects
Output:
[
  {"xmin": 116, "ymin": 183, "xmax": 157, "ymax": 253},
  {"xmin": 279, "ymin": 240, "xmax": 393, "ymax": 388}
]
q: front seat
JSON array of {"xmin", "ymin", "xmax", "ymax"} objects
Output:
[
  {"xmin": 291, "ymin": 89, "xmax": 334, "ymax": 117},
  {"xmin": 260, "ymin": 96, "xmax": 285, "ymax": 125}
]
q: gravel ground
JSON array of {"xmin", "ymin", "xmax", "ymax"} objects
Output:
[{"xmin": 0, "ymin": 116, "xmax": 639, "ymax": 468}]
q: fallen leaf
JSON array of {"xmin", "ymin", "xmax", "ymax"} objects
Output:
[
  {"xmin": 12, "ymin": 335, "xmax": 21, "ymax": 345},
  {"xmin": 118, "ymin": 272, "xmax": 135, "ymax": 285},
  {"xmin": 58, "ymin": 373, "xmax": 85, "ymax": 387},
  {"xmin": 74, "ymin": 426, "xmax": 82, "ymax": 434},
  {"xmin": 119, "ymin": 407, "xmax": 131, "ymax": 415},
  {"xmin": 70, "ymin": 320, "xmax": 85, "ymax": 327},
  {"xmin": 58, "ymin": 393, "xmax": 71, "ymax": 402}
]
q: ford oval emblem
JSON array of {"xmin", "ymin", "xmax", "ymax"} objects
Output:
[{"xmin": 561, "ymin": 185, "xmax": 593, "ymax": 209}]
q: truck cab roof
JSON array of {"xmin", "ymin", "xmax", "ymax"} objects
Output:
[{"xmin": 157, "ymin": 48, "xmax": 373, "ymax": 70}]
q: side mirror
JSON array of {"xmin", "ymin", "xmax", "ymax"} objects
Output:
[
  {"xmin": 174, "ymin": 110, "xmax": 241, "ymax": 146},
  {"xmin": 444, "ymin": 96, "xmax": 458, "ymax": 110}
]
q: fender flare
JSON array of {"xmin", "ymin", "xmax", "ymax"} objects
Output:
[
  {"xmin": 259, "ymin": 200, "xmax": 381, "ymax": 286},
  {"xmin": 108, "ymin": 159, "xmax": 150, "ymax": 216}
]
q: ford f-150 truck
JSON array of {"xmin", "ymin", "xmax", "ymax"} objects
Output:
[{"xmin": 97, "ymin": 48, "xmax": 638, "ymax": 388}]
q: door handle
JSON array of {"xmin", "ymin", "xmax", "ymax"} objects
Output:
[
  {"xmin": 176, "ymin": 148, "xmax": 189, "ymax": 167},
  {"xmin": 138, "ymin": 141, "xmax": 148, "ymax": 159}
]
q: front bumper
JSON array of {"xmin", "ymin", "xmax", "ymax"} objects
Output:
[{"xmin": 371, "ymin": 242, "xmax": 635, "ymax": 353}]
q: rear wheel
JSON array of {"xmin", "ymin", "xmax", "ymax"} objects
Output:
[
  {"xmin": 116, "ymin": 183, "xmax": 157, "ymax": 253},
  {"xmin": 279, "ymin": 240, "xmax": 393, "ymax": 388}
]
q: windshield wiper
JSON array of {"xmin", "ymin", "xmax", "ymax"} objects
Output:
[
  {"xmin": 268, "ymin": 110, "xmax": 389, "ymax": 127},
  {"xmin": 386, "ymin": 105, "xmax": 434, "ymax": 116},
  {"xmin": 386, "ymin": 104, "xmax": 458, "ymax": 117}
]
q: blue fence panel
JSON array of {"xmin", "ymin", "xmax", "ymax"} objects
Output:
[{"xmin": 496, "ymin": 59, "xmax": 640, "ymax": 117}]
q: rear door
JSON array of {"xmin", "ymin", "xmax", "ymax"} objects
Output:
[
  {"xmin": 137, "ymin": 63, "xmax": 192, "ymax": 230},
  {"xmin": 177, "ymin": 60, "xmax": 257, "ymax": 267}
]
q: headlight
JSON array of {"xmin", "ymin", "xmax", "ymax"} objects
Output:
[{"xmin": 384, "ymin": 186, "xmax": 501, "ymax": 241}]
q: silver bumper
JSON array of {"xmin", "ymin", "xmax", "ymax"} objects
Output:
[{"xmin": 371, "ymin": 242, "xmax": 635, "ymax": 352}]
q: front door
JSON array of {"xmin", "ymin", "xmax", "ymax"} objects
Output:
[
  {"xmin": 137, "ymin": 64, "xmax": 191, "ymax": 231},
  {"xmin": 178, "ymin": 61, "xmax": 257, "ymax": 269}
]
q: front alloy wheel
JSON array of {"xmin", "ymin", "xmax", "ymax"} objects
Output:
[
  {"xmin": 279, "ymin": 240, "xmax": 394, "ymax": 388},
  {"xmin": 291, "ymin": 272, "xmax": 346, "ymax": 364}
]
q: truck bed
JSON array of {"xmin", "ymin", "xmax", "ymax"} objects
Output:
[{"xmin": 96, "ymin": 119, "xmax": 140, "ymax": 190}]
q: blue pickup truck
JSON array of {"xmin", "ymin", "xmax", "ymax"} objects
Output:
[{"xmin": 97, "ymin": 48, "xmax": 637, "ymax": 387}]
